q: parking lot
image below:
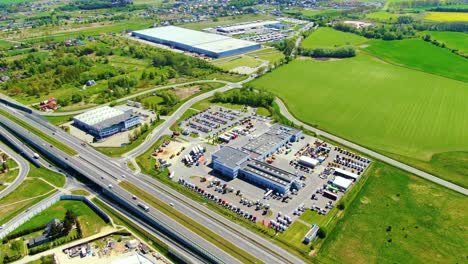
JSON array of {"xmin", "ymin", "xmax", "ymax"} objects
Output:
[{"xmin": 154, "ymin": 106, "xmax": 371, "ymax": 232}]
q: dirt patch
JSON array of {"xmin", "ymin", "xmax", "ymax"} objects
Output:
[
  {"xmin": 174, "ymin": 86, "xmax": 201, "ymax": 100},
  {"xmin": 231, "ymin": 66, "xmax": 256, "ymax": 74}
]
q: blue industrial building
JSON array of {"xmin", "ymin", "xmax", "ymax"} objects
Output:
[
  {"xmin": 73, "ymin": 106, "xmax": 141, "ymax": 139},
  {"xmin": 212, "ymin": 124, "xmax": 303, "ymax": 193},
  {"xmin": 132, "ymin": 26, "xmax": 261, "ymax": 58}
]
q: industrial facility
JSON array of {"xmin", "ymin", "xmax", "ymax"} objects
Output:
[
  {"xmin": 214, "ymin": 20, "xmax": 283, "ymax": 34},
  {"xmin": 132, "ymin": 26, "xmax": 261, "ymax": 58},
  {"xmin": 212, "ymin": 124, "xmax": 303, "ymax": 194},
  {"xmin": 73, "ymin": 106, "xmax": 140, "ymax": 139}
]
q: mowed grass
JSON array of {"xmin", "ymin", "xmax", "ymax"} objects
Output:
[
  {"xmin": 418, "ymin": 31, "xmax": 468, "ymax": 54},
  {"xmin": 13, "ymin": 200, "xmax": 108, "ymax": 237},
  {"xmin": 28, "ymin": 165, "xmax": 66, "ymax": 188},
  {"xmin": 301, "ymin": 27, "xmax": 367, "ymax": 49},
  {"xmin": 250, "ymin": 54, "xmax": 468, "ymax": 187},
  {"xmin": 0, "ymin": 178, "xmax": 55, "ymax": 225},
  {"xmin": 212, "ymin": 56, "xmax": 262, "ymax": 71},
  {"xmin": 364, "ymin": 39, "xmax": 468, "ymax": 82},
  {"xmin": 245, "ymin": 48, "xmax": 285, "ymax": 64},
  {"xmin": 424, "ymin": 12, "xmax": 468, "ymax": 22},
  {"xmin": 317, "ymin": 162, "xmax": 468, "ymax": 264}
]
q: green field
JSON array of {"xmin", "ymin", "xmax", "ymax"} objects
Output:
[
  {"xmin": 0, "ymin": 178, "xmax": 55, "ymax": 225},
  {"xmin": 28, "ymin": 166, "xmax": 66, "ymax": 188},
  {"xmin": 250, "ymin": 54, "xmax": 468, "ymax": 187},
  {"xmin": 318, "ymin": 162, "xmax": 467, "ymax": 263},
  {"xmin": 418, "ymin": 31, "xmax": 468, "ymax": 54},
  {"xmin": 301, "ymin": 27, "xmax": 367, "ymax": 49},
  {"xmin": 245, "ymin": 48, "xmax": 285, "ymax": 64},
  {"xmin": 213, "ymin": 56, "xmax": 262, "ymax": 71},
  {"xmin": 365, "ymin": 11, "xmax": 411, "ymax": 21},
  {"xmin": 285, "ymin": 8, "xmax": 344, "ymax": 18},
  {"xmin": 0, "ymin": 153, "xmax": 19, "ymax": 183},
  {"xmin": 13, "ymin": 200, "xmax": 108, "ymax": 237},
  {"xmin": 0, "ymin": 39, "xmax": 15, "ymax": 49},
  {"xmin": 364, "ymin": 39, "xmax": 468, "ymax": 82}
]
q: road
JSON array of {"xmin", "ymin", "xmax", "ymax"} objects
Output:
[
  {"xmin": 0, "ymin": 104, "xmax": 302, "ymax": 264},
  {"xmin": 0, "ymin": 133, "xmax": 29, "ymax": 199},
  {"xmin": 275, "ymin": 98, "xmax": 468, "ymax": 196}
]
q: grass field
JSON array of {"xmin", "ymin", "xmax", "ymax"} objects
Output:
[
  {"xmin": 0, "ymin": 39, "xmax": 15, "ymax": 49},
  {"xmin": 0, "ymin": 154, "xmax": 19, "ymax": 183},
  {"xmin": 424, "ymin": 11, "xmax": 468, "ymax": 22},
  {"xmin": 364, "ymin": 39, "xmax": 468, "ymax": 82},
  {"xmin": 301, "ymin": 27, "xmax": 367, "ymax": 49},
  {"xmin": 28, "ymin": 166, "xmax": 66, "ymax": 188},
  {"xmin": 13, "ymin": 200, "xmax": 108, "ymax": 237},
  {"xmin": 245, "ymin": 48, "xmax": 285, "ymax": 64},
  {"xmin": 317, "ymin": 162, "xmax": 467, "ymax": 263},
  {"xmin": 418, "ymin": 31, "xmax": 468, "ymax": 54},
  {"xmin": 365, "ymin": 11, "xmax": 409, "ymax": 21},
  {"xmin": 250, "ymin": 54, "xmax": 468, "ymax": 187},
  {"xmin": 44, "ymin": 115, "xmax": 75, "ymax": 126},
  {"xmin": 213, "ymin": 56, "xmax": 262, "ymax": 71},
  {"xmin": 0, "ymin": 178, "xmax": 54, "ymax": 225},
  {"xmin": 70, "ymin": 189, "xmax": 90, "ymax": 196},
  {"xmin": 285, "ymin": 8, "xmax": 344, "ymax": 18}
]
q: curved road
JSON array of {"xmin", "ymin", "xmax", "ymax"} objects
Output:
[
  {"xmin": 0, "ymin": 139, "xmax": 29, "ymax": 199},
  {"xmin": 275, "ymin": 98, "xmax": 468, "ymax": 196}
]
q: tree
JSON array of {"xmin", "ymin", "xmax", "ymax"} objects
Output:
[{"xmin": 317, "ymin": 227, "xmax": 327, "ymax": 239}]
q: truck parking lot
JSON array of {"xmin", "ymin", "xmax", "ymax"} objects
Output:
[{"xmin": 153, "ymin": 106, "xmax": 371, "ymax": 232}]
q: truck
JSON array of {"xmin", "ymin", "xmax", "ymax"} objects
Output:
[
  {"xmin": 138, "ymin": 202, "xmax": 150, "ymax": 212},
  {"xmin": 33, "ymin": 153, "xmax": 40, "ymax": 159},
  {"xmin": 264, "ymin": 189, "xmax": 273, "ymax": 199}
]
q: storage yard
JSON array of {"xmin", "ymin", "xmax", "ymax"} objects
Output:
[
  {"xmin": 132, "ymin": 26, "xmax": 261, "ymax": 58},
  {"xmin": 150, "ymin": 106, "xmax": 371, "ymax": 237}
]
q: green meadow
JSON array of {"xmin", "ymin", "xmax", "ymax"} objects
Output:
[
  {"xmin": 301, "ymin": 27, "xmax": 367, "ymax": 49},
  {"xmin": 318, "ymin": 162, "xmax": 468, "ymax": 264},
  {"xmin": 418, "ymin": 31, "xmax": 468, "ymax": 54},
  {"xmin": 364, "ymin": 39, "xmax": 468, "ymax": 82},
  {"xmin": 251, "ymin": 54, "xmax": 468, "ymax": 187}
]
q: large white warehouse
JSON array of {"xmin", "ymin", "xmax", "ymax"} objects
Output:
[{"xmin": 132, "ymin": 26, "xmax": 261, "ymax": 58}]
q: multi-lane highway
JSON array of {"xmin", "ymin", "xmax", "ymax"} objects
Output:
[{"xmin": 0, "ymin": 102, "xmax": 304, "ymax": 264}]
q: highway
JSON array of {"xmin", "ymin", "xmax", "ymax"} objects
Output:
[
  {"xmin": 275, "ymin": 98, "xmax": 468, "ymax": 196},
  {"xmin": 0, "ymin": 104, "xmax": 303, "ymax": 264},
  {"xmin": 0, "ymin": 133, "xmax": 29, "ymax": 199}
]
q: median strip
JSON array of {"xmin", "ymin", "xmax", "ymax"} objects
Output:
[
  {"xmin": 119, "ymin": 181, "xmax": 263, "ymax": 264},
  {"xmin": 0, "ymin": 108, "xmax": 77, "ymax": 156}
]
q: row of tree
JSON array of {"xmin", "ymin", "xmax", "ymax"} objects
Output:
[
  {"xmin": 333, "ymin": 23, "xmax": 416, "ymax": 40},
  {"xmin": 212, "ymin": 87, "xmax": 274, "ymax": 108},
  {"xmin": 299, "ymin": 46, "xmax": 356, "ymax": 58}
]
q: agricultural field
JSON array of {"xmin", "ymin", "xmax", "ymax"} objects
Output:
[
  {"xmin": 212, "ymin": 56, "xmax": 262, "ymax": 71},
  {"xmin": 364, "ymin": 11, "xmax": 417, "ymax": 21},
  {"xmin": 364, "ymin": 39, "xmax": 468, "ymax": 82},
  {"xmin": 418, "ymin": 31, "xmax": 468, "ymax": 54},
  {"xmin": 318, "ymin": 162, "xmax": 467, "ymax": 264},
  {"xmin": 245, "ymin": 48, "xmax": 286, "ymax": 65},
  {"xmin": 13, "ymin": 200, "xmax": 108, "ymax": 237},
  {"xmin": 285, "ymin": 8, "xmax": 344, "ymax": 18},
  {"xmin": 301, "ymin": 27, "xmax": 367, "ymax": 49},
  {"xmin": 424, "ymin": 11, "xmax": 468, "ymax": 22},
  {"xmin": 250, "ymin": 53, "xmax": 468, "ymax": 187}
]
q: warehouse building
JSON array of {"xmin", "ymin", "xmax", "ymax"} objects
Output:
[
  {"xmin": 242, "ymin": 123, "xmax": 302, "ymax": 160},
  {"xmin": 132, "ymin": 26, "xmax": 261, "ymax": 58},
  {"xmin": 215, "ymin": 20, "xmax": 282, "ymax": 34},
  {"xmin": 212, "ymin": 146, "xmax": 250, "ymax": 179},
  {"xmin": 212, "ymin": 124, "xmax": 302, "ymax": 193},
  {"xmin": 333, "ymin": 168, "xmax": 359, "ymax": 181},
  {"xmin": 73, "ymin": 106, "xmax": 140, "ymax": 139}
]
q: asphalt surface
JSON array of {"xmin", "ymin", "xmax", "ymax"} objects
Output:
[
  {"xmin": 275, "ymin": 98, "xmax": 468, "ymax": 196},
  {"xmin": 0, "ymin": 105, "xmax": 302, "ymax": 264},
  {"xmin": 0, "ymin": 131, "xmax": 29, "ymax": 199}
]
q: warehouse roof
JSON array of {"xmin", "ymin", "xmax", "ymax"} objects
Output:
[
  {"xmin": 133, "ymin": 26, "xmax": 259, "ymax": 54},
  {"xmin": 217, "ymin": 20, "xmax": 281, "ymax": 32},
  {"xmin": 242, "ymin": 160, "xmax": 298, "ymax": 187},
  {"xmin": 333, "ymin": 176, "xmax": 353, "ymax": 189},
  {"xmin": 213, "ymin": 146, "xmax": 250, "ymax": 168},
  {"xmin": 333, "ymin": 168, "xmax": 359, "ymax": 180},
  {"xmin": 73, "ymin": 106, "xmax": 133, "ymax": 130}
]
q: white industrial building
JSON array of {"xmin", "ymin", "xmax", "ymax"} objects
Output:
[
  {"xmin": 333, "ymin": 168, "xmax": 360, "ymax": 181},
  {"xmin": 132, "ymin": 26, "xmax": 261, "ymax": 58},
  {"xmin": 332, "ymin": 176, "xmax": 353, "ymax": 191},
  {"xmin": 215, "ymin": 20, "xmax": 282, "ymax": 34},
  {"xmin": 73, "ymin": 106, "xmax": 140, "ymax": 139},
  {"xmin": 298, "ymin": 156, "xmax": 320, "ymax": 168}
]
